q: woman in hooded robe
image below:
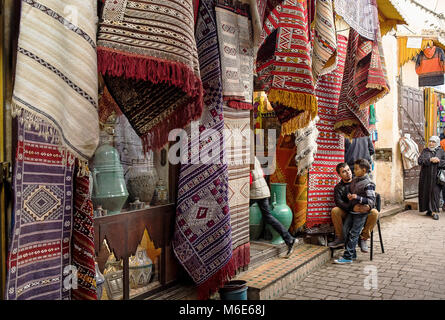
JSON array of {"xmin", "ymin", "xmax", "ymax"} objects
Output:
[{"xmin": 418, "ymin": 136, "xmax": 445, "ymax": 220}]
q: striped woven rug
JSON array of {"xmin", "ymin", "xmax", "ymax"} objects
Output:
[{"xmin": 306, "ymin": 35, "xmax": 348, "ymax": 228}]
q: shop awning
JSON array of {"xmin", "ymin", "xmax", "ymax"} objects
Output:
[{"xmin": 377, "ymin": 0, "xmax": 407, "ymax": 36}]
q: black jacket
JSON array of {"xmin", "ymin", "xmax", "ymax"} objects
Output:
[
  {"xmin": 334, "ymin": 180, "xmax": 352, "ymax": 211},
  {"xmin": 344, "ymin": 136, "xmax": 375, "ymax": 168}
]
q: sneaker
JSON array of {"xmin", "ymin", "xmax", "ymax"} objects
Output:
[
  {"xmin": 333, "ymin": 257, "xmax": 353, "ymax": 264},
  {"xmin": 328, "ymin": 238, "xmax": 344, "ymax": 248},
  {"xmin": 285, "ymin": 238, "xmax": 297, "ymax": 258},
  {"xmin": 433, "ymin": 213, "xmax": 440, "ymax": 220},
  {"xmin": 359, "ymin": 239, "xmax": 369, "ymax": 253}
]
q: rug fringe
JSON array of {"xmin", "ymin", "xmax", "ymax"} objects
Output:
[
  {"xmin": 267, "ymin": 89, "xmax": 318, "ymax": 114},
  {"xmin": 197, "ymin": 243, "xmax": 250, "ymax": 300},
  {"xmin": 12, "ymin": 101, "xmax": 79, "ymax": 167},
  {"xmin": 227, "ymin": 100, "xmax": 253, "ymax": 110},
  {"xmin": 359, "ymin": 87, "xmax": 389, "ymax": 109},
  {"xmin": 97, "ymin": 47, "xmax": 203, "ymax": 102},
  {"xmin": 280, "ymin": 111, "xmax": 314, "ymax": 135}
]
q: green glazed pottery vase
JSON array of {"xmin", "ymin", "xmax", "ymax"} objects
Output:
[
  {"xmin": 249, "ymin": 202, "xmax": 263, "ymax": 240},
  {"xmin": 91, "ymin": 144, "xmax": 129, "ymax": 215},
  {"xmin": 266, "ymin": 183, "xmax": 293, "ymax": 245}
]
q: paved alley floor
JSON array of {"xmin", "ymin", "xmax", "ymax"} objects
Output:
[{"xmin": 279, "ymin": 210, "xmax": 445, "ymax": 300}]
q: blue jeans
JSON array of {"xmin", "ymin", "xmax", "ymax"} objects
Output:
[
  {"xmin": 342, "ymin": 212, "xmax": 368, "ymax": 260},
  {"xmin": 249, "ymin": 198, "xmax": 294, "ymax": 246}
]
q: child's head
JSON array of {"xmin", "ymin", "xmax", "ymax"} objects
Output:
[{"xmin": 353, "ymin": 159, "xmax": 371, "ymax": 177}]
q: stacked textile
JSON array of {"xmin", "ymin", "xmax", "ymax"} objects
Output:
[
  {"xmin": 216, "ymin": 3, "xmax": 255, "ymax": 110},
  {"xmin": 97, "ymin": 0, "xmax": 203, "ymax": 151},
  {"xmin": 306, "ymin": 36, "xmax": 348, "ymax": 229},
  {"xmin": 6, "ymin": 121, "xmax": 75, "ymax": 300},
  {"xmin": 256, "ymin": 0, "xmax": 318, "ymax": 135},
  {"xmin": 399, "ymin": 134, "xmax": 420, "ymax": 170},
  {"xmin": 173, "ymin": 0, "xmax": 234, "ymax": 300},
  {"xmin": 334, "ymin": 0, "xmax": 389, "ymax": 139},
  {"xmin": 11, "ymin": 0, "xmax": 99, "ymax": 162}
]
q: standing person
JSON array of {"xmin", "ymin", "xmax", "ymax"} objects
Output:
[
  {"xmin": 250, "ymin": 157, "xmax": 297, "ymax": 258},
  {"xmin": 334, "ymin": 159, "xmax": 376, "ymax": 264},
  {"xmin": 418, "ymin": 136, "xmax": 445, "ymax": 220},
  {"xmin": 328, "ymin": 163, "xmax": 379, "ymax": 252},
  {"xmin": 344, "ymin": 136, "xmax": 375, "ymax": 176}
]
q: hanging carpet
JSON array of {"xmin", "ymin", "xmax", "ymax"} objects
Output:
[
  {"xmin": 172, "ymin": 0, "xmax": 234, "ymax": 300},
  {"xmin": 334, "ymin": 0, "xmax": 376, "ymax": 41},
  {"xmin": 6, "ymin": 119, "xmax": 75, "ymax": 300},
  {"xmin": 72, "ymin": 166, "xmax": 97, "ymax": 300},
  {"xmin": 11, "ymin": 0, "xmax": 99, "ymax": 161},
  {"xmin": 270, "ymin": 135, "xmax": 308, "ymax": 233},
  {"xmin": 256, "ymin": 0, "xmax": 318, "ymax": 134},
  {"xmin": 335, "ymin": 3, "xmax": 389, "ymax": 139},
  {"xmin": 306, "ymin": 35, "xmax": 347, "ymax": 229},
  {"xmin": 223, "ymin": 107, "xmax": 251, "ymax": 267},
  {"xmin": 215, "ymin": 2, "xmax": 254, "ymax": 110},
  {"xmin": 311, "ymin": 0, "xmax": 337, "ymax": 82},
  {"xmin": 250, "ymin": 0, "xmax": 286, "ymax": 50},
  {"xmin": 97, "ymin": 0, "xmax": 203, "ymax": 151}
]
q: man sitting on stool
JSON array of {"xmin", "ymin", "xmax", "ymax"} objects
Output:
[
  {"xmin": 250, "ymin": 156, "xmax": 297, "ymax": 258},
  {"xmin": 328, "ymin": 162, "xmax": 379, "ymax": 253}
]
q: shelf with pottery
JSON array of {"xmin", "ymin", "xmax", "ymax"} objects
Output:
[{"xmin": 93, "ymin": 203, "xmax": 182, "ymax": 300}]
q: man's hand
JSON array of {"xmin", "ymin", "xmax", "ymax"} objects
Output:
[
  {"xmin": 353, "ymin": 204, "xmax": 370, "ymax": 213},
  {"xmin": 431, "ymin": 157, "xmax": 440, "ymax": 163},
  {"xmin": 347, "ymin": 193, "xmax": 358, "ymax": 200}
]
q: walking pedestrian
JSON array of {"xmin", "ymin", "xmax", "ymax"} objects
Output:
[
  {"xmin": 250, "ymin": 156, "xmax": 297, "ymax": 258},
  {"xmin": 418, "ymin": 136, "xmax": 445, "ymax": 220}
]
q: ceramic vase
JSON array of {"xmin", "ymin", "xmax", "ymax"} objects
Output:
[
  {"xmin": 95, "ymin": 262, "xmax": 105, "ymax": 300},
  {"xmin": 91, "ymin": 144, "xmax": 129, "ymax": 215},
  {"xmin": 266, "ymin": 183, "xmax": 293, "ymax": 245},
  {"xmin": 129, "ymin": 245, "xmax": 153, "ymax": 289},
  {"xmin": 125, "ymin": 160, "xmax": 158, "ymax": 204},
  {"xmin": 249, "ymin": 202, "xmax": 263, "ymax": 240}
]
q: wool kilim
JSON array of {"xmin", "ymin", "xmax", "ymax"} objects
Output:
[
  {"xmin": 98, "ymin": 84, "xmax": 122, "ymax": 125},
  {"xmin": 294, "ymin": 116, "xmax": 319, "ymax": 176},
  {"xmin": 72, "ymin": 166, "xmax": 97, "ymax": 300},
  {"xmin": 311, "ymin": 0, "xmax": 337, "ymax": 82},
  {"xmin": 11, "ymin": 0, "xmax": 99, "ymax": 161},
  {"xmin": 306, "ymin": 35, "xmax": 348, "ymax": 229},
  {"xmin": 256, "ymin": 0, "xmax": 318, "ymax": 134},
  {"xmin": 335, "ymin": 8, "xmax": 389, "ymax": 139},
  {"xmin": 251, "ymin": 0, "xmax": 285, "ymax": 49},
  {"xmin": 334, "ymin": 0, "xmax": 376, "ymax": 41},
  {"xmin": 215, "ymin": 3, "xmax": 254, "ymax": 110},
  {"xmin": 98, "ymin": 0, "xmax": 203, "ymax": 151},
  {"xmin": 6, "ymin": 118, "xmax": 75, "ymax": 300},
  {"xmin": 223, "ymin": 106, "xmax": 251, "ymax": 278},
  {"xmin": 270, "ymin": 135, "xmax": 308, "ymax": 233},
  {"xmin": 172, "ymin": 0, "xmax": 234, "ymax": 300}
]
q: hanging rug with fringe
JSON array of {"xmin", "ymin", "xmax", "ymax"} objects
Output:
[
  {"xmin": 215, "ymin": 2, "xmax": 254, "ymax": 110},
  {"xmin": 97, "ymin": 0, "xmax": 203, "ymax": 151},
  {"xmin": 172, "ymin": 0, "xmax": 235, "ymax": 300},
  {"xmin": 11, "ymin": 0, "xmax": 99, "ymax": 161},
  {"xmin": 256, "ymin": 0, "xmax": 318, "ymax": 134}
]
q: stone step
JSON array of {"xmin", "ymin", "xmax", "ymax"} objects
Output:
[
  {"xmin": 249, "ymin": 240, "xmax": 294, "ymax": 269},
  {"xmin": 236, "ymin": 244, "xmax": 330, "ymax": 300},
  {"xmin": 404, "ymin": 197, "xmax": 418, "ymax": 211}
]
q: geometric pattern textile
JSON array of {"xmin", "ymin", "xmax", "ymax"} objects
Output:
[
  {"xmin": 334, "ymin": 0, "xmax": 377, "ymax": 41},
  {"xmin": 71, "ymin": 168, "xmax": 97, "ymax": 300},
  {"xmin": 12, "ymin": 0, "xmax": 99, "ymax": 161},
  {"xmin": 256, "ymin": 0, "xmax": 318, "ymax": 134},
  {"xmin": 312, "ymin": 0, "xmax": 337, "ymax": 82},
  {"xmin": 98, "ymin": 0, "xmax": 203, "ymax": 151},
  {"xmin": 223, "ymin": 107, "xmax": 251, "ymax": 262},
  {"xmin": 306, "ymin": 35, "xmax": 348, "ymax": 228},
  {"xmin": 215, "ymin": 3, "xmax": 254, "ymax": 110},
  {"xmin": 6, "ymin": 119, "xmax": 75, "ymax": 300},
  {"xmin": 172, "ymin": 0, "xmax": 233, "ymax": 300},
  {"xmin": 270, "ymin": 135, "xmax": 308, "ymax": 233}
]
